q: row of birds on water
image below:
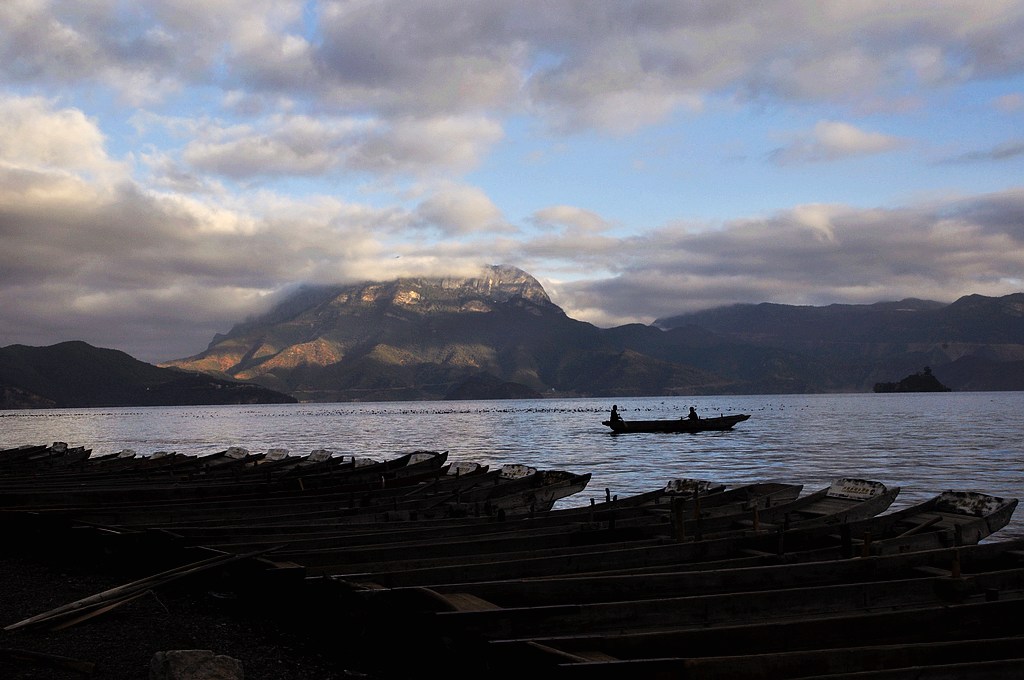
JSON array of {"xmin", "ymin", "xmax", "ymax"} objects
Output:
[{"xmin": 41, "ymin": 402, "xmax": 793, "ymax": 420}]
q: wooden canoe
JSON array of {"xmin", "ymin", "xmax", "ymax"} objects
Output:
[
  {"xmin": 484, "ymin": 596, "xmax": 1024, "ymax": 679},
  {"xmin": 160, "ymin": 479, "xmax": 769, "ymax": 552},
  {"xmin": 382, "ymin": 536, "xmax": 1024, "ymax": 610},
  {"xmin": 602, "ymin": 413, "xmax": 751, "ymax": 433}
]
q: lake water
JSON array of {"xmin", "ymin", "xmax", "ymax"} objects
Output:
[{"xmin": 2, "ymin": 392, "xmax": 1022, "ymax": 540}]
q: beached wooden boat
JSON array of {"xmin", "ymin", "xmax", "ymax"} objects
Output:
[
  {"xmin": 602, "ymin": 413, "xmax": 751, "ymax": 433},
  {"xmin": 143, "ymin": 481, "xmax": 797, "ymax": 560},
  {"xmin": 551, "ymin": 480, "xmax": 800, "ymax": 525},
  {"xmin": 0, "ymin": 444, "xmax": 49, "ymax": 466},
  {"xmin": 0, "ymin": 450, "xmax": 452, "ymax": 507},
  {"xmin": 7, "ymin": 460, "xmax": 592, "ymax": 535},
  {"xmin": 259, "ymin": 468, "xmax": 594, "ymax": 530},
  {"xmin": 159, "ymin": 477, "xmax": 741, "ymax": 552},
  {"xmin": 213, "ymin": 481, "xmax": 793, "ymax": 563},
  {"xmin": 0, "ymin": 443, "xmax": 92, "ymax": 471},
  {"xmin": 339, "ymin": 510, "xmax": 1020, "ymax": 679},
  {"xmin": 482, "ymin": 584, "xmax": 1024, "ymax": 680},
  {"xmin": 321, "ymin": 486, "xmax": 1011, "ymax": 587},
  {"xmin": 7, "ymin": 459, "xmax": 486, "ymax": 526},
  {"xmin": 423, "ymin": 557, "xmax": 1024, "ymax": 644},
  {"xmin": 682, "ymin": 477, "xmax": 898, "ymax": 538},
  {"xmin": 388, "ymin": 536, "xmax": 1024, "ymax": 610},
  {"xmin": 548, "ymin": 637, "xmax": 1024, "ymax": 680}
]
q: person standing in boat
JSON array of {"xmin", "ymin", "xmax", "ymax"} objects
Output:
[{"xmin": 687, "ymin": 406, "xmax": 699, "ymax": 420}]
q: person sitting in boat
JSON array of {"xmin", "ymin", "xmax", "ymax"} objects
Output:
[
  {"xmin": 610, "ymin": 404, "xmax": 623, "ymax": 422},
  {"xmin": 687, "ymin": 406, "xmax": 699, "ymax": 420}
]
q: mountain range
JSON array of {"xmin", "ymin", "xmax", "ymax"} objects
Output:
[
  {"xmin": 3, "ymin": 265, "xmax": 1022, "ymax": 407},
  {"xmin": 159, "ymin": 265, "xmax": 1024, "ymax": 401}
]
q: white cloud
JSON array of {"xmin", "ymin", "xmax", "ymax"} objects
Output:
[
  {"xmin": 415, "ymin": 185, "xmax": 509, "ymax": 236},
  {"xmin": 176, "ymin": 113, "xmax": 504, "ymax": 180},
  {"xmin": 347, "ymin": 116, "xmax": 505, "ymax": 176},
  {"xmin": 771, "ymin": 120, "xmax": 907, "ymax": 164},
  {"xmin": 183, "ymin": 115, "xmax": 362, "ymax": 178},
  {"xmin": 532, "ymin": 206, "xmax": 612, "ymax": 234},
  {"xmin": 0, "ymin": 94, "xmax": 124, "ymax": 181}
]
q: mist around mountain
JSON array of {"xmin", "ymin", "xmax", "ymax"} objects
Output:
[
  {"xmin": 156, "ymin": 265, "xmax": 1024, "ymax": 402},
  {"xmin": 0, "ymin": 341, "xmax": 296, "ymax": 408}
]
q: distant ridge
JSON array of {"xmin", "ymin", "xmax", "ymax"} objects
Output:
[{"xmin": 0, "ymin": 341, "xmax": 296, "ymax": 409}]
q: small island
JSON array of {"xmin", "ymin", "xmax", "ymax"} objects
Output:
[{"xmin": 874, "ymin": 366, "xmax": 952, "ymax": 393}]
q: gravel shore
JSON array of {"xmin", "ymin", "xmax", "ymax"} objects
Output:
[{"xmin": 0, "ymin": 538, "xmax": 378, "ymax": 679}]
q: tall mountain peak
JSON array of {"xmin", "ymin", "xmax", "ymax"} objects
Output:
[
  {"xmin": 324, "ymin": 264, "xmax": 551, "ymax": 314},
  {"xmin": 161, "ymin": 265, "xmax": 565, "ymax": 397}
]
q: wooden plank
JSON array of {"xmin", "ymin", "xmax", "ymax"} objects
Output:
[
  {"xmin": 441, "ymin": 593, "xmax": 501, "ymax": 611},
  {"xmin": 4, "ymin": 547, "xmax": 276, "ymax": 632}
]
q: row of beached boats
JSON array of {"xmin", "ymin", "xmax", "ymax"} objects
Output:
[
  {"xmin": 1, "ymin": 442, "xmax": 1022, "ymax": 678},
  {"xmin": 0, "ymin": 444, "xmax": 591, "ymax": 519}
]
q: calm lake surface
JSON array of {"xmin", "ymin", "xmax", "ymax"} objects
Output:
[{"xmin": 3, "ymin": 392, "xmax": 1022, "ymax": 539}]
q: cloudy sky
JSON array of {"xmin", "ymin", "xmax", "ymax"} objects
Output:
[{"xmin": 2, "ymin": 1, "xmax": 1024, "ymax": 364}]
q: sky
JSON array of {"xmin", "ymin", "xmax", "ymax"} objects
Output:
[{"xmin": 2, "ymin": 1, "xmax": 1024, "ymax": 364}]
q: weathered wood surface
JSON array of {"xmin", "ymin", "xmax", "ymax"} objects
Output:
[
  {"xmin": 535, "ymin": 637, "xmax": 1024, "ymax": 680},
  {"xmin": 486, "ymin": 596, "xmax": 1024, "ymax": 677},
  {"xmin": 424, "ymin": 563, "xmax": 1024, "ymax": 641},
  {"xmin": 368, "ymin": 537, "xmax": 1024, "ymax": 609}
]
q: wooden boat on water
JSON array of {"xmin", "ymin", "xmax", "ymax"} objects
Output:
[{"xmin": 603, "ymin": 413, "xmax": 751, "ymax": 433}]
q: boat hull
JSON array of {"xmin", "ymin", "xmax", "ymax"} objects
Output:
[{"xmin": 603, "ymin": 414, "xmax": 751, "ymax": 433}]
